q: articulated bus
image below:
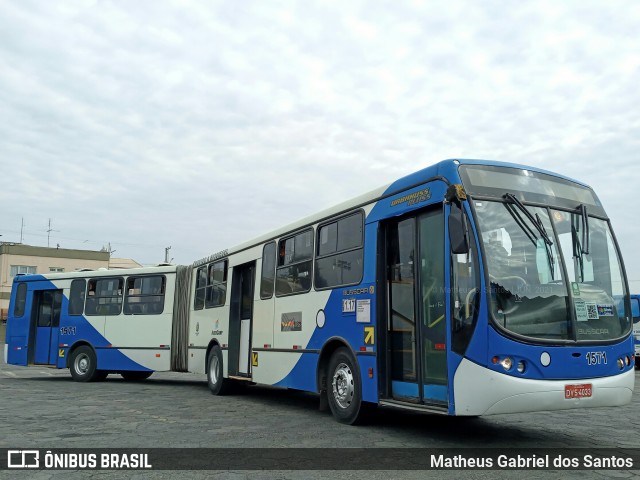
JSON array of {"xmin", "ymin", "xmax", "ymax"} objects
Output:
[{"xmin": 5, "ymin": 159, "xmax": 635, "ymax": 423}]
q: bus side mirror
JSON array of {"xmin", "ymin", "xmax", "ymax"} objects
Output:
[{"xmin": 449, "ymin": 204, "xmax": 470, "ymax": 255}]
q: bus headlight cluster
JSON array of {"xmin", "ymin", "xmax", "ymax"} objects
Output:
[
  {"xmin": 491, "ymin": 356, "xmax": 526, "ymax": 373},
  {"xmin": 620, "ymin": 355, "xmax": 632, "ymax": 369}
]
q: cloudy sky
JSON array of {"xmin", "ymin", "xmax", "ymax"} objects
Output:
[{"xmin": 1, "ymin": 1, "xmax": 639, "ymax": 286}]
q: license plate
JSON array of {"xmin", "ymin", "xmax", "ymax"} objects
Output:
[{"xmin": 565, "ymin": 383, "xmax": 592, "ymax": 399}]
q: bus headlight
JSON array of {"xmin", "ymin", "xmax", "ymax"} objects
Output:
[
  {"xmin": 617, "ymin": 358, "xmax": 624, "ymax": 369},
  {"xmin": 516, "ymin": 361, "xmax": 526, "ymax": 373},
  {"xmin": 500, "ymin": 357, "xmax": 513, "ymax": 371}
]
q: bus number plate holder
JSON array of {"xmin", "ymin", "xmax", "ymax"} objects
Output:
[{"xmin": 564, "ymin": 383, "xmax": 592, "ymax": 399}]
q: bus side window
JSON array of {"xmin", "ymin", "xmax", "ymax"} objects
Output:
[
  {"xmin": 275, "ymin": 229, "xmax": 314, "ymax": 296},
  {"xmin": 69, "ymin": 279, "xmax": 86, "ymax": 316},
  {"xmin": 260, "ymin": 242, "xmax": 276, "ymax": 299},
  {"xmin": 451, "ymin": 208, "xmax": 479, "ymax": 355},
  {"xmin": 13, "ymin": 283, "xmax": 27, "ymax": 318}
]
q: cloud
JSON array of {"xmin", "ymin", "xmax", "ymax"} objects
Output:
[{"xmin": 0, "ymin": 0, "xmax": 638, "ymax": 286}]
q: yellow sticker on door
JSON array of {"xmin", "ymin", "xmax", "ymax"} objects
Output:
[
  {"xmin": 251, "ymin": 352, "xmax": 259, "ymax": 367},
  {"xmin": 364, "ymin": 326, "xmax": 375, "ymax": 345},
  {"xmin": 59, "ymin": 349, "xmax": 65, "ymax": 358}
]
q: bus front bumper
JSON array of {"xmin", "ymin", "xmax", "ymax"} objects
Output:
[{"xmin": 453, "ymin": 358, "xmax": 634, "ymax": 416}]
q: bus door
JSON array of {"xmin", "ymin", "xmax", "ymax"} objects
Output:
[
  {"xmin": 228, "ymin": 262, "xmax": 255, "ymax": 377},
  {"xmin": 31, "ymin": 289, "xmax": 63, "ymax": 365},
  {"xmin": 385, "ymin": 208, "xmax": 448, "ymax": 406}
]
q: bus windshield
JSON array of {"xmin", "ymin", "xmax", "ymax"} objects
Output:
[
  {"xmin": 459, "ymin": 163, "xmax": 632, "ymax": 344},
  {"xmin": 472, "ymin": 198, "xmax": 630, "ymax": 343}
]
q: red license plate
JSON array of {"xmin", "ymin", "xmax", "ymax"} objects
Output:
[{"xmin": 565, "ymin": 383, "xmax": 592, "ymax": 399}]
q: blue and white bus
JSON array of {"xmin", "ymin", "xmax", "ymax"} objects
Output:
[{"xmin": 5, "ymin": 159, "xmax": 635, "ymax": 423}]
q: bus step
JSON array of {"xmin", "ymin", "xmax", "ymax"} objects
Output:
[{"xmin": 378, "ymin": 399, "xmax": 448, "ymax": 415}]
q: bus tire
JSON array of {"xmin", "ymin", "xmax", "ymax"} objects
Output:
[
  {"xmin": 207, "ymin": 345, "xmax": 230, "ymax": 395},
  {"xmin": 327, "ymin": 347, "xmax": 367, "ymax": 425},
  {"xmin": 121, "ymin": 371, "xmax": 153, "ymax": 381},
  {"xmin": 69, "ymin": 346, "xmax": 98, "ymax": 382}
]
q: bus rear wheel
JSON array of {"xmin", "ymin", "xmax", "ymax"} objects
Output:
[
  {"xmin": 121, "ymin": 371, "xmax": 153, "ymax": 381},
  {"xmin": 69, "ymin": 346, "xmax": 99, "ymax": 382},
  {"xmin": 207, "ymin": 345, "xmax": 231, "ymax": 395},
  {"xmin": 327, "ymin": 347, "xmax": 368, "ymax": 425}
]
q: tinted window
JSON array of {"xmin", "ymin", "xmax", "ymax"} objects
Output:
[
  {"xmin": 205, "ymin": 260, "xmax": 227, "ymax": 308},
  {"xmin": 69, "ymin": 279, "xmax": 86, "ymax": 315},
  {"xmin": 194, "ymin": 266, "xmax": 206, "ymax": 310},
  {"xmin": 337, "ymin": 213, "xmax": 363, "ymax": 251},
  {"xmin": 315, "ymin": 212, "xmax": 364, "ymax": 289},
  {"xmin": 13, "ymin": 283, "xmax": 27, "ymax": 317},
  {"xmin": 85, "ymin": 278, "xmax": 124, "ymax": 316},
  {"xmin": 276, "ymin": 229, "xmax": 313, "ymax": 296},
  {"xmin": 124, "ymin": 275, "xmax": 166, "ymax": 315},
  {"xmin": 260, "ymin": 242, "xmax": 276, "ymax": 299},
  {"xmin": 318, "ymin": 222, "xmax": 337, "ymax": 256}
]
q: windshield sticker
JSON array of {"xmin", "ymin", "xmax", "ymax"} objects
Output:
[
  {"xmin": 575, "ymin": 300, "xmax": 588, "ymax": 322},
  {"xmin": 597, "ymin": 304, "xmax": 614, "ymax": 317},
  {"xmin": 586, "ymin": 303, "xmax": 599, "ymax": 320},
  {"xmin": 571, "ymin": 282, "xmax": 581, "ymax": 297}
]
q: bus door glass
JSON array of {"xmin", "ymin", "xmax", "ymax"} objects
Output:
[
  {"xmin": 229, "ymin": 262, "xmax": 255, "ymax": 377},
  {"xmin": 32, "ymin": 289, "xmax": 63, "ymax": 365},
  {"xmin": 386, "ymin": 208, "xmax": 447, "ymax": 405}
]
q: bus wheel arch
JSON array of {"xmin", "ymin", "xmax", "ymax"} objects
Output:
[
  {"xmin": 317, "ymin": 338, "xmax": 355, "ymax": 394},
  {"xmin": 206, "ymin": 340, "xmax": 231, "ymax": 395},
  {"xmin": 325, "ymin": 345, "xmax": 370, "ymax": 424},
  {"xmin": 68, "ymin": 343, "xmax": 100, "ymax": 382},
  {"xmin": 318, "ymin": 338, "xmax": 371, "ymax": 424}
]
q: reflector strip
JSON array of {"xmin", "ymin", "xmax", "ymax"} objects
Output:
[{"xmin": 435, "ymin": 343, "xmax": 445, "ymax": 350}]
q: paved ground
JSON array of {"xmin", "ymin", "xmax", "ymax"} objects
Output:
[{"xmin": 1, "ymin": 357, "xmax": 639, "ymax": 480}]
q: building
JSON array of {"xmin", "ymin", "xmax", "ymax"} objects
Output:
[{"xmin": 0, "ymin": 243, "xmax": 141, "ymax": 321}]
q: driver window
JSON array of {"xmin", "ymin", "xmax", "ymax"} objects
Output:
[{"xmin": 451, "ymin": 237, "xmax": 479, "ymax": 355}]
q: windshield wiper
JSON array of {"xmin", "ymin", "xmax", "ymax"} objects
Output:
[
  {"xmin": 571, "ymin": 204, "xmax": 590, "ymax": 281},
  {"xmin": 503, "ymin": 193, "xmax": 555, "ymax": 278},
  {"xmin": 580, "ymin": 204, "xmax": 590, "ymax": 255}
]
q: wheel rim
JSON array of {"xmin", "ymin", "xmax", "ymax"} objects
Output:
[
  {"xmin": 75, "ymin": 353, "xmax": 90, "ymax": 375},
  {"xmin": 210, "ymin": 355, "xmax": 219, "ymax": 385},
  {"xmin": 332, "ymin": 362, "xmax": 354, "ymax": 409}
]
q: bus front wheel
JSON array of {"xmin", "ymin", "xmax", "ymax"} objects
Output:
[
  {"xmin": 327, "ymin": 347, "xmax": 368, "ymax": 425},
  {"xmin": 207, "ymin": 345, "xmax": 231, "ymax": 395},
  {"xmin": 69, "ymin": 346, "xmax": 99, "ymax": 382}
]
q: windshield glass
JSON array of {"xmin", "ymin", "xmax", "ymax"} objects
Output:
[
  {"xmin": 474, "ymin": 199, "xmax": 631, "ymax": 343},
  {"xmin": 474, "ymin": 200, "xmax": 571, "ymax": 340},
  {"xmin": 551, "ymin": 210, "xmax": 630, "ymax": 341}
]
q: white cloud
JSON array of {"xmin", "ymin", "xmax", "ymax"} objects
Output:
[{"xmin": 0, "ymin": 0, "xmax": 638, "ymax": 285}]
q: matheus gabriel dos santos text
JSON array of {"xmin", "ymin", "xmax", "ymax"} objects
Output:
[{"xmin": 431, "ymin": 453, "xmax": 633, "ymax": 469}]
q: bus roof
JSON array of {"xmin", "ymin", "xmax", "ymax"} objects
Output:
[{"xmin": 12, "ymin": 264, "xmax": 180, "ymax": 283}]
